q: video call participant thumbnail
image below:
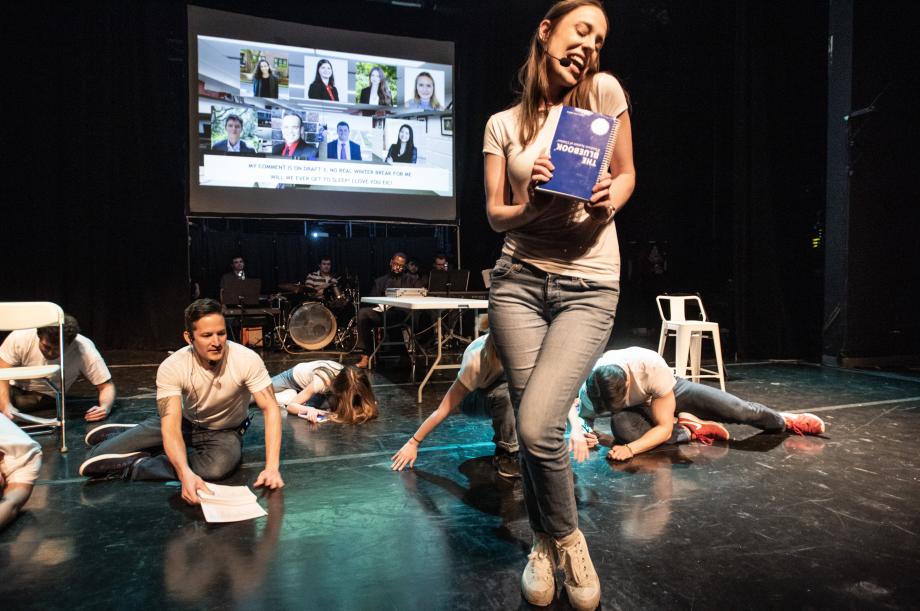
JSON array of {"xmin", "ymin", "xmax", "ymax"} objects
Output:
[
  {"xmin": 385, "ymin": 124, "xmax": 417, "ymax": 164},
  {"xmin": 250, "ymin": 58, "xmax": 279, "ymax": 98},
  {"xmin": 211, "ymin": 114, "xmax": 254, "ymax": 153},
  {"xmin": 358, "ymin": 66, "xmax": 393, "ymax": 106},
  {"xmin": 405, "ymin": 72, "xmax": 442, "ymax": 110},
  {"xmin": 327, "ymin": 122, "xmax": 362, "ymax": 160},
  {"xmin": 307, "ymin": 59, "xmax": 338, "ymax": 101},
  {"xmin": 272, "ymin": 113, "xmax": 316, "ymax": 160}
]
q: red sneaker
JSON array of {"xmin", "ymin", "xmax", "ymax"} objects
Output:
[
  {"xmin": 781, "ymin": 412, "xmax": 826, "ymax": 435},
  {"xmin": 677, "ymin": 412, "xmax": 730, "ymax": 445}
]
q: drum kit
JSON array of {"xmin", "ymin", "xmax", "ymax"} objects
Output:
[{"xmin": 272, "ymin": 275, "xmax": 359, "ymax": 353}]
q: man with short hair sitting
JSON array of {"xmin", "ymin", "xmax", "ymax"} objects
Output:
[
  {"xmin": 0, "ymin": 314, "xmax": 116, "ymax": 422},
  {"xmin": 79, "ymin": 299, "xmax": 284, "ymax": 504}
]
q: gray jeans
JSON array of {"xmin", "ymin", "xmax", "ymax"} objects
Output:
[
  {"xmin": 458, "ymin": 378, "xmax": 518, "ymax": 454},
  {"xmin": 86, "ymin": 415, "xmax": 244, "ymax": 481},
  {"xmin": 610, "ymin": 377, "xmax": 787, "ymax": 444},
  {"xmin": 488, "ymin": 256, "xmax": 619, "ymax": 538}
]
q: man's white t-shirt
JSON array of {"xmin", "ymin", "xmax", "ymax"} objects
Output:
[
  {"xmin": 457, "ymin": 334, "xmax": 503, "ymax": 391},
  {"xmin": 156, "ymin": 341, "xmax": 272, "ymax": 430},
  {"xmin": 577, "ymin": 347, "xmax": 676, "ymax": 426},
  {"xmin": 0, "ymin": 415, "xmax": 42, "ymax": 485},
  {"xmin": 0, "ymin": 330, "xmax": 111, "ymax": 395}
]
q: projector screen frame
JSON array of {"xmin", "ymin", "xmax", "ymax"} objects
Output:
[{"xmin": 187, "ymin": 5, "xmax": 457, "ymax": 223}]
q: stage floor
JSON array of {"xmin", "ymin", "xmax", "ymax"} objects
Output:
[{"xmin": 3, "ymin": 348, "xmax": 919, "ymax": 610}]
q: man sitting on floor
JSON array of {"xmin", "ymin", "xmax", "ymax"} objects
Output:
[
  {"xmin": 0, "ymin": 415, "xmax": 42, "ymax": 530},
  {"xmin": 79, "ymin": 299, "xmax": 284, "ymax": 504},
  {"xmin": 0, "ymin": 314, "xmax": 116, "ymax": 422},
  {"xmin": 567, "ymin": 346, "xmax": 826, "ymax": 462}
]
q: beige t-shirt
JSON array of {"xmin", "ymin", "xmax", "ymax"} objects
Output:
[
  {"xmin": 0, "ymin": 330, "xmax": 112, "ymax": 395},
  {"xmin": 0, "ymin": 414, "xmax": 42, "ymax": 485},
  {"xmin": 457, "ymin": 334, "xmax": 503, "ymax": 391},
  {"xmin": 577, "ymin": 347, "xmax": 676, "ymax": 426},
  {"xmin": 156, "ymin": 341, "xmax": 272, "ymax": 430},
  {"xmin": 482, "ymin": 72, "xmax": 629, "ymax": 281}
]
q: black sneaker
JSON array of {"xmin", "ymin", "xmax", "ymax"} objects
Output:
[
  {"xmin": 79, "ymin": 452, "xmax": 150, "ymax": 479},
  {"xmin": 494, "ymin": 452, "xmax": 522, "ymax": 479},
  {"xmin": 84, "ymin": 423, "xmax": 137, "ymax": 447}
]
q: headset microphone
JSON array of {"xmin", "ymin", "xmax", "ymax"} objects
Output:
[{"xmin": 546, "ymin": 52, "xmax": 572, "ymax": 67}]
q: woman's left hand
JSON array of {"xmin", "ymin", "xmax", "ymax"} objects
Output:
[
  {"xmin": 607, "ymin": 444, "xmax": 635, "ymax": 462},
  {"xmin": 584, "ymin": 171, "xmax": 615, "ymax": 221}
]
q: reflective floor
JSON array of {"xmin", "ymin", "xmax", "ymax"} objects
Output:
[{"xmin": 3, "ymin": 349, "xmax": 920, "ymax": 610}]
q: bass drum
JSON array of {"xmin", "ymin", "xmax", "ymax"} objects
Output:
[{"xmin": 287, "ymin": 302, "xmax": 336, "ymax": 350}]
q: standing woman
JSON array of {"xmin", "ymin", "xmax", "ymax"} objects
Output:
[
  {"xmin": 251, "ymin": 59, "xmax": 279, "ymax": 98},
  {"xmin": 308, "ymin": 59, "xmax": 339, "ymax": 101},
  {"xmin": 482, "ymin": 1, "xmax": 634, "ymax": 609}
]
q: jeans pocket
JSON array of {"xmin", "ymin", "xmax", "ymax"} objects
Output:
[
  {"xmin": 491, "ymin": 257, "xmax": 521, "ymax": 282},
  {"xmin": 558, "ymin": 276, "xmax": 620, "ymax": 293}
]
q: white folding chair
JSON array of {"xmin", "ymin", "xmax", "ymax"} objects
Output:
[
  {"xmin": 0, "ymin": 302, "xmax": 68, "ymax": 451},
  {"xmin": 656, "ymin": 295, "xmax": 726, "ymax": 391}
]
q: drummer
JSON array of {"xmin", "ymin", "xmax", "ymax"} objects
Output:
[{"xmin": 303, "ymin": 257, "xmax": 338, "ymax": 301}]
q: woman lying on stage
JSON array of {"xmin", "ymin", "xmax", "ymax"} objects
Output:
[{"xmin": 272, "ymin": 361, "xmax": 377, "ymax": 425}]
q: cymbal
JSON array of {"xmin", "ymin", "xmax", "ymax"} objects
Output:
[{"xmin": 278, "ymin": 282, "xmax": 302, "ymax": 293}]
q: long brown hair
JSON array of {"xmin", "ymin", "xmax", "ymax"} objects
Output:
[
  {"xmin": 516, "ymin": 0, "xmax": 608, "ymax": 145},
  {"xmin": 322, "ymin": 365, "xmax": 378, "ymax": 424},
  {"xmin": 369, "ymin": 67, "xmax": 393, "ymax": 106}
]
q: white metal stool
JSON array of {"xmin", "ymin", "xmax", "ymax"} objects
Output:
[{"xmin": 656, "ymin": 295, "xmax": 726, "ymax": 391}]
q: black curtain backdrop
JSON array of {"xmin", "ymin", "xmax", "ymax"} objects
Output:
[
  {"xmin": 4, "ymin": 2, "xmax": 190, "ymax": 349},
  {"xmin": 5, "ymin": 0, "xmax": 884, "ymax": 361}
]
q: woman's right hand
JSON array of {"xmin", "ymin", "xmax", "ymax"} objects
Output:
[
  {"xmin": 584, "ymin": 431, "xmax": 599, "ymax": 449},
  {"xmin": 528, "ymin": 154, "xmax": 555, "ymax": 202},
  {"xmin": 296, "ymin": 406, "xmax": 330, "ymax": 423},
  {"xmin": 390, "ymin": 442, "xmax": 419, "ymax": 471},
  {"xmin": 569, "ymin": 430, "xmax": 590, "ymax": 463}
]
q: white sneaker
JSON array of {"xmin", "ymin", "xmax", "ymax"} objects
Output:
[
  {"xmin": 521, "ymin": 532, "xmax": 556, "ymax": 606},
  {"xmin": 555, "ymin": 529, "xmax": 601, "ymax": 610}
]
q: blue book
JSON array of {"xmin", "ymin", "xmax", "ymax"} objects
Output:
[{"xmin": 535, "ymin": 106, "xmax": 620, "ymax": 202}]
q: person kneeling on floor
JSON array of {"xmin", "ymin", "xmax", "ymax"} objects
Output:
[{"xmin": 567, "ymin": 346, "xmax": 826, "ymax": 462}]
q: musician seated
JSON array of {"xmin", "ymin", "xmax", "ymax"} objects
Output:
[
  {"xmin": 418, "ymin": 253, "xmax": 450, "ymax": 290},
  {"xmin": 355, "ymin": 252, "xmax": 420, "ymax": 369},
  {"xmin": 219, "ymin": 256, "xmax": 246, "ymax": 303},
  {"xmin": 303, "ymin": 257, "xmax": 338, "ymax": 301},
  {"xmin": 404, "ymin": 258, "xmax": 421, "ymax": 287}
]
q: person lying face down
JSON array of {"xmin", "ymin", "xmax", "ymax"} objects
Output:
[{"xmin": 273, "ymin": 360, "xmax": 377, "ymax": 425}]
